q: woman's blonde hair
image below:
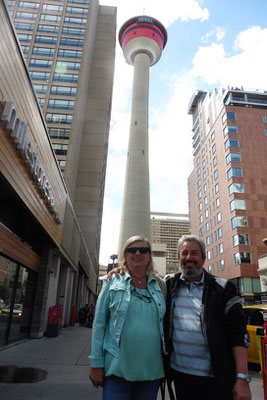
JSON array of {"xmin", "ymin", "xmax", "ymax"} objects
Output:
[{"xmin": 119, "ymin": 235, "xmax": 155, "ymax": 276}]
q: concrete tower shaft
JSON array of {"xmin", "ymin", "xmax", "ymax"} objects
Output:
[{"xmin": 117, "ymin": 16, "xmax": 167, "ymax": 255}]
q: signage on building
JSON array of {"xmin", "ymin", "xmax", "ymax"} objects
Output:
[{"xmin": 0, "ymin": 101, "xmax": 62, "ymax": 224}]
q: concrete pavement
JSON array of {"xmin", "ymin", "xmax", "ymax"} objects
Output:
[{"xmin": 0, "ymin": 325, "xmax": 264, "ymax": 399}]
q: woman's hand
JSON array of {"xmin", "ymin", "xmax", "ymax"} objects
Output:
[
  {"xmin": 89, "ymin": 367, "xmax": 104, "ymax": 388},
  {"xmin": 105, "ymin": 267, "xmax": 124, "ymax": 280}
]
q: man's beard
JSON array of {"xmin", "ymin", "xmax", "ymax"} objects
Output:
[{"xmin": 181, "ymin": 263, "xmax": 203, "ymax": 279}]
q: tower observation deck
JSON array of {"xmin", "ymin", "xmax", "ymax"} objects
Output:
[{"xmin": 118, "ymin": 16, "xmax": 167, "ymax": 254}]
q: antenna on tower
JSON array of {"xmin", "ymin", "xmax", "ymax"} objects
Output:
[{"xmin": 143, "ymin": 7, "xmax": 146, "ymax": 15}]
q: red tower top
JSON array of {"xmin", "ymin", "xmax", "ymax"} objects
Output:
[{"xmin": 118, "ymin": 16, "xmax": 167, "ymax": 66}]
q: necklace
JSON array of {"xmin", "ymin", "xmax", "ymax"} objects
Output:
[{"xmin": 131, "ymin": 274, "xmax": 147, "ymax": 285}]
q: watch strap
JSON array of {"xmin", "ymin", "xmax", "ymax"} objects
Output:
[{"xmin": 236, "ymin": 373, "xmax": 251, "ymax": 382}]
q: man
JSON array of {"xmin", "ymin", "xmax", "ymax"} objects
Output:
[{"xmin": 164, "ymin": 234, "xmax": 251, "ymax": 400}]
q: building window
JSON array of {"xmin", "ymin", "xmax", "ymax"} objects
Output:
[
  {"xmin": 215, "ymin": 183, "xmax": 219, "ymax": 193},
  {"xmin": 217, "ymin": 212, "xmax": 222, "ymax": 222},
  {"xmin": 201, "ymin": 148, "xmax": 205, "ymax": 157},
  {"xmin": 48, "ymin": 128, "xmax": 70, "ymax": 139},
  {"xmin": 226, "ymin": 152, "xmax": 241, "ymax": 164},
  {"xmin": 197, "ymin": 178, "xmax": 201, "ymax": 187},
  {"xmin": 45, "ymin": 113, "xmax": 73, "ymax": 124},
  {"xmin": 66, "ymin": 6, "xmax": 88, "ymax": 14},
  {"xmin": 57, "ymin": 49, "xmax": 82, "ymax": 59},
  {"xmin": 231, "ymin": 216, "xmax": 248, "ymax": 229},
  {"xmin": 42, "ymin": 4, "xmax": 63, "ymax": 12},
  {"xmin": 206, "ymin": 236, "xmax": 210, "ymax": 246},
  {"xmin": 47, "ymin": 99, "xmax": 75, "ymax": 110},
  {"xmin": 199, "ymin": 214, "xmax": 203, "ymax": 224},
  {"xmin": 202, "ymin": 160, "xmax": 206, "ymax": 169},
  {"xmin": 64, "ymin": 16, "xmax": 87, "ymax": 25},
  {"xmin": 220, "ymin": 259, "xmax": 225, "ymax": 271},
  {"xmin": 205, "ymin": 222, "xmax": 209, "ymax": 232},
  {"xmin": 40, "ymin": 14, "xmax": 61, "ymax": 23},
  {"xmin": 14, "ymin": 22, "xmax": 34, "ymax": 30},
  {"xmin": 37, "ymin": 24, "xmax": 59, "ymax": 34},
  {"xmin": 219, "ymin": 243, "xmax": 223, "ymax": 254},
  {"xmin": 218, "ymin": 227, "xmax": 223, "ymax": 238},
  {"xmin": 199, "ymin": 227, "xmax": 204, "ymax": 237},
  {"xmin": 213, "ymin": 157, "xmax": 217, "ymax": 167},
  {"xmin": 32, "ymin": 46, "xmax": 55, "ymax": 57},
  {"xmin": 50, "ymin": 86, "xmax": 77, "ymax": 96},
  {"xmin": 199, "ymin": 202, "xmax": 203, "ymax": 211},
  {"xmin": 225, "ymin": 138, "xmax": 240, "ymax": 150},
  {"xmin": 52, "ymin": 143, "xmax": 68, "ymax": 155},
  {"xmin": 233, "ymin": 233, "xmax": 250, "ymax": 247},
  {"xmin": 212, "ymin": 144, "xmax": 216, "ymax": 154},
  {"xmin": 58, "ymin": 160, "xmax": 66, "ymax": 169},
  {"xmin": 17, "ymin": 33, "xmax": 32, "ymax": 42},
  {"xmin": 216, "ymin": 197, "xmax": 220, "ymax": 208},
  {"xmin": 222, "ymin": 111, "xmax": 236, "ymax": 123},
  {"xmin": 203, "ymin": 183, "xmax": 207, "ymax": 193},
  {"xmin": 68, "ymin": 0, "xmax": 90, "ymax": 3},
  {"xmin": 203, "ymin": 171, "xmax": 206, "ymax": 181},
  {"xmin": 33, "ymin": 84, "xmax": 47, "ymax": 94},
  {"xmin": 53, "ymin": 73, "xmax": 79, "ymax": 83},
  {"xmin": 211, "ymin": 131, "xmax": 215, "ymax": 141},
  {"xmin": 205, "ymin": 209, "xmax": 209, "ymax": 218},
  {"xmin": 29, "ymin": 58, "xmax": 53, "ymax": 68},
  {"xmin": 38, "ymin": 98, "xmax": 45, "ymax": 108},
  {"xmin": 214, "ymin": 169, "xmax": 218, "ymax": 180},
  {"xmin": 263, "ymin": 115, "xmax": 267, "ymax": 123},
  {"xmin": 55, "ymin": 61, "xmax": 80, "ymax": 71},
  {"xmin": 208, "ymin": 265, "xmax": 212, "ymax": 272},
  {"xmin": 207, "ymin": 250, "xmax": 211, "ymax": 260},
  {"xmin": 228, "ymin": 182, "xmax": 244, "ymax": 195},
  {"xmin": 59, "ymin": 38, "xmax": 84, "ymax": 47},
  {"xmin": 265, "ymin": 128, "xmax": 267, "ymax": 137},
  {"xmin": 204, "ymin": 196, "xmax": 208, "ymax": 205},
  {"xmin": 223, "ymin": 125, "xmax": 238, "ymax": 136},
  {"xmin": 227, "ymin": 167, "xmax": 243, "ymax": 180},
  {"xmin": 16, "ymin": 11, "xmax": 37, "ymax": 19},
  {"xmin": 230, "ymin": 199, "xmax": 246, "ymax": 212},
  {"xmin": 62, "ymin": 27, "xmax": 85, "ymax": 36},
  {"xmin": 198, "ymin": 190, "xmax": 202, "ymax": 199},
  {"xmin": 35, "ymin": 35, "xmax": 58, "ymax": 45},
  {"xmin": 234, "ymin": 252, "xmax": 251, "ymax": 265},
  {"xmin": 29, "ymin": 71, "xmax": 50, "ymax": 81}
]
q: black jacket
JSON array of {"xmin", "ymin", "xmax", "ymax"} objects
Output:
[{"xmin": 164, "ymin": 269, "xmax": 246, "ymax": 395}]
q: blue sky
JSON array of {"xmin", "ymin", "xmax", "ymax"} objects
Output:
[{"xmin": 99, "ymin": 0, "xmax": 267, "ymax": 265}]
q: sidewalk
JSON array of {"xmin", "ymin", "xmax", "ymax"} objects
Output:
[
  {"xmin": 0, "ymin": 325, "xmax": 102, "ymax": 400},
  {"xmin": 0, "ymin": 325, "xmax": 264, "ymax": 400}
]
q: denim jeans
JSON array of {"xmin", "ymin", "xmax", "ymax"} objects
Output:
[{"xmin": 102, "ymin": 375, "xmax": 160, "ymax": 400}]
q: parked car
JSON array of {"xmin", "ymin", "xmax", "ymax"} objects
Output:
[
  {"xmin": 0, "ymin": 304, "xmax": 23, "ymax": 321},
  {"xmin": 243, "ymin": 305, "xmax": 267, "ymax": 364}
]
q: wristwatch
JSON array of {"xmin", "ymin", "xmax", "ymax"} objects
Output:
[{"xmin": 236, "ymin": 373, "xmax": 251, "ymax": 383}]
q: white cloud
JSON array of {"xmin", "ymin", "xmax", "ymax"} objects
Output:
[
  {"xmin": 201, "ymin": 27, "xmax": 226, "ymax": 43},
  {"xmin": 192, "ymin": 26, "xmax": 267, "ymax": 89}
]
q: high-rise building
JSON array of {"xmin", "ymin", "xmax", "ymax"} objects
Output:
[
  {"xmin": 187, "ymin": 87, "xmax": 267, "ymax": 302},
  {"xmin": 7, "ymin": 0, "xmax": 116, "ymax": 270},
  {"xmin": 151, "ymin": 212, "xmax": 190, "ymax": 274},
  {"xmin": 117, "ymin": 16, "xmax": 167, "ymax": 254},
  {"xmin": 0, "ymin": 0, "xmax": 116, "ymax": 344}
]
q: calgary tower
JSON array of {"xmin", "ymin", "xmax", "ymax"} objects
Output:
[{"xmin": 118, "ymin": 16, "xmax": 167, "ymax": 254}]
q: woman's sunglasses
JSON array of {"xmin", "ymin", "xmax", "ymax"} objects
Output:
[{"xmin": 126, "ymin": 247, "xmax": 151, "ymax": 254}]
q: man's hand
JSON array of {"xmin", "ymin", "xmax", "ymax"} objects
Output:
[
  {"xmin": 105, "ymin": 267, "xmax": 124, "ymax": 280},
  {"xmin": 233, "ymin": 378, "xmax": 251, "ymax": 400},
  {"xmin": 89, "ymin": 367, "xmax": 104, "ymax": 388}
]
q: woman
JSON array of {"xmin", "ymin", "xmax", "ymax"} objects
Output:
[{"xmin": 89, "ymin": 235, "xmax": 166, "ymax": 400}]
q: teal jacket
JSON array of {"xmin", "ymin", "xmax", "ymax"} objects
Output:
[{"xmin": 89, "ymin": 273, "xmax": 166, "ymax": 368}]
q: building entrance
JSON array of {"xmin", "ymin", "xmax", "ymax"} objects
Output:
[{"xmin": 0, "ymin": 254, "xmax": 37, "ymax": 346}]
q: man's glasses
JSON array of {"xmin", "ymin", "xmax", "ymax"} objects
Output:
[
  {"xmin": 126, "ymin": 247, "xmax": 151, "ymax": 254},
  {"xmin": 131, "ymin": 287, "xmax": 152, "ymax": 303}
]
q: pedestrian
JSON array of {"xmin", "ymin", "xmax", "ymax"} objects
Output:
[
  {"xmin": 89, "ymin": 235, "xmax": 166, "ymax": 400},
  {"xmin": 164, "ymin": 234, "xmax": 251, "ymax": 400},
  {"xmin": 78, "ymin": 306, "xmax": 86, "ymax": 327}
]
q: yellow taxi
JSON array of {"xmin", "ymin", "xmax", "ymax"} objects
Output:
[{"xmin": 243, "ymin": 305, "xmax": 267, "ymax": 364}]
